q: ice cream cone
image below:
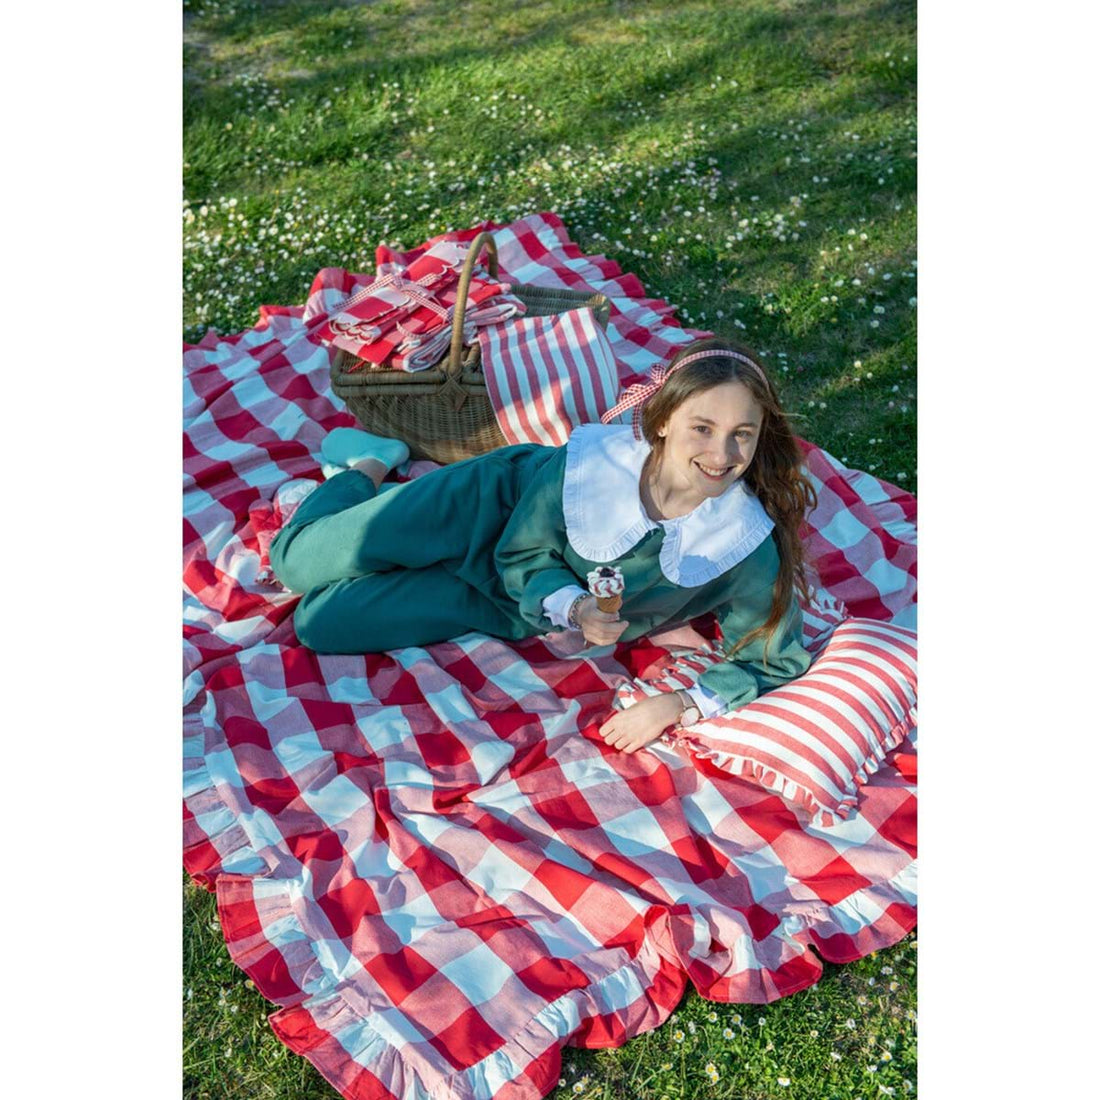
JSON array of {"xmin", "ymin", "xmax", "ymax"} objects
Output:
[{"xmin": 587, "ymin": 566, "xmax": 625, "ymax": 615}]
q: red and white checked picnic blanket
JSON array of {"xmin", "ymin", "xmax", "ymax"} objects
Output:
[{"xmin": 184, "ymin": 213, "xmax": 916, "ymax": 1100}]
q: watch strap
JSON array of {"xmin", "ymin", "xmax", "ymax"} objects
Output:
[{"xmin": 676, "ymin": 690, "xmax": 701, "ymax": 728}]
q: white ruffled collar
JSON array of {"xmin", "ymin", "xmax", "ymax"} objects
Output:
[{"xmin": 561, "ymin": 423, "xmax": 775, "ymax": 587}]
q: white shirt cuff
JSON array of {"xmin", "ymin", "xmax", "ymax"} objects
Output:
[
  {"xmin": 684, "ymin": 682, "xmax": 726, "ymax": 720},
  {"xmin": 542, "ymin": 584, "xmax": 589, "ymax": 629}
]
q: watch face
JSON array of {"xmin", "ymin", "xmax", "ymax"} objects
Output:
[{"xmin": 681, "ymin": 705, "xmax": 701, "ymax": 727}]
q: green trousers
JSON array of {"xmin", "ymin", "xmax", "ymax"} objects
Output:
[{"xmin": 269, "ymin": 468, "xmax": 535, "ymax": 653}]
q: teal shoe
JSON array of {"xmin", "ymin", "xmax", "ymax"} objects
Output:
[{"xmin": 320, "ymin": 427, "xmax": 410, "ymax": 474}]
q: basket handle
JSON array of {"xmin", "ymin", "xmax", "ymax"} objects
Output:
[{"xmin": 446, "ymin": 231, "xmax": 499, "ymax": 376}]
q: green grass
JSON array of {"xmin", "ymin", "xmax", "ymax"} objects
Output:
[{"xmin": 183, "ymin": 1, "xmax": 917, "ymax": 1096}]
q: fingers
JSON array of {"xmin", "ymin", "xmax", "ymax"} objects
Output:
[
  {"xmin": 589, "ymin": 609, "xmax": 621, "ymax": 624},
  {"xmin": 582, "ymin": 618, "xmax": 629, "ymax": 646}
]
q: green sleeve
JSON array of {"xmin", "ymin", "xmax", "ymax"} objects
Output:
[
  {"xmin": 697, "ymin": 583, "xmax": 812, "ymax": 712},
  {"xmin": 493, "ymin": 449, "xmax": 581, "ymax": 630}
]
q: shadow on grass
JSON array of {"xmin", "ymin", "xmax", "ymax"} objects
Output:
[{"xmin": 185, "ymin": 0, "xmax": 917, "ymax": 132}]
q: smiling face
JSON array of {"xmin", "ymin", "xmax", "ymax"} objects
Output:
[{"xmin": 651, "ymin": 380, "xmax": 764, "ymax": 510}]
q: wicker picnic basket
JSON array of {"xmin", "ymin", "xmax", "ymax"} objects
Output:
[{"xmin": 329, "ymin": 231, "xmax": 611, "ymax": 464}]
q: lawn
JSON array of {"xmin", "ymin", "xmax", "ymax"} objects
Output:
[{"xmin": 183, "ymin": 1, "xmax": 917, "ymax": 1096}]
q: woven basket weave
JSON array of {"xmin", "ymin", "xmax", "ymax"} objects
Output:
[{"xmin": 329, "ymin": 231, "xmax": 611, "ymax": 464}]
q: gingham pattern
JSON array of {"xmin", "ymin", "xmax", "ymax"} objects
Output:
[
  {"xmin": 309, "ymin": 241, "xmax": 525, "ymax": 371},
  {"xmin": 184, "ymin": 213, "xmax": 916, "ymax": 1100},
  {"xmin": 615, "ymin": 619, "xmax": 917, "ymax": 825},
  {"xmin": 600, "ymin": 346, "xmax": 769, "ymax": 439},
  {"xmin": 478, "ymin": 308, "xmax": 621, "ymax": 446}
]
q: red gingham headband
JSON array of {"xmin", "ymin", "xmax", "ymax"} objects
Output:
[{"xmin": 600, "ymin": 348, "xmax": 770, "ymax": 439}]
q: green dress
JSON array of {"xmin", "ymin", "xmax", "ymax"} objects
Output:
[{"xmin": 269, "ymin": 436, "xmax": 810, "ymax": 710}]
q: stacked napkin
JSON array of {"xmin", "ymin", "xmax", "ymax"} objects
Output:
[{"xmin": 313, "ymin": 239, "xmax": 526, "ymax": 372}]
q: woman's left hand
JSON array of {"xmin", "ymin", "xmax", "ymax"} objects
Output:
[{"xmin": 598, "ymin": 692, "xmax": 685, "ymax": 754}]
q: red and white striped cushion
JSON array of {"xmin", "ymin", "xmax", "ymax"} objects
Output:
[
  {"xmin": 616, "ymin": 618, "xmax": 917, "ymax": 825},
  {"xmin": 477, "ymin": 307, "xmax": 621, "ymax": 445}
]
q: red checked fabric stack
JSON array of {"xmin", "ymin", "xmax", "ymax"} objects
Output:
[{"xmin": 311, "ymin": 238, "xmax": 527, "ymax": 372}]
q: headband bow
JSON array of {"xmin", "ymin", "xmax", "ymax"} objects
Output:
[{"xmin": 600, "ymin": 348, "xmax": 769, "ymax": 439}]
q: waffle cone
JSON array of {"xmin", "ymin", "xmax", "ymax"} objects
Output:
[{"xmin": 596, "ymin": 595, "xmax": 623, "ymax": 614}]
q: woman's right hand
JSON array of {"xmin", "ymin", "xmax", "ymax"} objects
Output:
[{"xmin": 575, "ymin": 596, "xmax": 629, "ymax": 647}]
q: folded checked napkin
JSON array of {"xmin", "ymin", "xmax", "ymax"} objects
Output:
[
  {"xmin": 478, "ymin": 307, "xmax": 622, "ymax": 445},
  {"xmin": 312, "ymin": 238, "xmax": 526, "ymax": 371}
]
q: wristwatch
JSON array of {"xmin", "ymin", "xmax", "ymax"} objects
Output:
[{"xmin": 676, "ymin": 690, "xmax": 701, "ymax": 728}]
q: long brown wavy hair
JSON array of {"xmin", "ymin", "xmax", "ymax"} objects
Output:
[{"xmin": 639, "ymin": 336, "xmax": 817, "ymax": 658}]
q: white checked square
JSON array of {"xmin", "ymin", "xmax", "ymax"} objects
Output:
[
  {"xmin": 822, "ymin": 890, "xmax": 889, "ymax": 935},
  {"xmin": 398, "ymin": 807, "xmax": 453, "ymax": 848},
  {"xmin": 240, "ymin": 805, "xmax": 292, "ymax": 853},
  {"xmin": 356, "ymin": 1004, "xmax": 430, "ymax": 1050},
  {"xmin": 459, "ymin": 841, "xmax": 537, "ymax": 898},
  {"xmin": 557, "ymin": 753, "xmax": 627, "ymax": 795},
  {"xmin": 468, "ymin": 739, "xmax": 517, "ymax": 785},
  {"xmin": 208, "ymin": 613, "xmax": 275, "ymax": 647},
  {"xmin": 457, "ymin": 1050, "xmax": 523, "ymax": 1098},
  {"xmin": 381, "ymin": 757, "xmax": 439, "ymax": 790},
  {"xmin": 346, "ymin": 835, "xmax": 408, "ymax": 881},
  {"xmin": 586, "ymin": 959, "xmax": 648, "ymax": 1014},
  {"xmin": 299, "ymin": 773, "xmax": 371, "ymax": 830},
  {"xmin": 376, "ymin": 886, "xmax": 445, "ymax": 944},
  {"xmin": 436, "ymin": 938, "xmax": 518, "ymax": 1007},
  {"xmin": 357, "ymin": 709, "xmax": 418, "ymax": 754},
  {"xmin": 325, "ymin": 674, "xmax": 379, "ymax": 706},
  {"xmin": 236, "ymin": 459, "xmax": 295, "ymax": 490},
  {"xmin": 194, "ymin": 433, "xmax": 254, "ymax": 465},
  {"xmin": 863, "ymin": 556, "xmax": 911, "ymax": 599},
  {"xmin": 220, "ymin": 847, "xmax": 267, "ymax": 875},
  {"xmin": 523, "ymin": 914, "xmax": 603, "ymax": 958},
  {"xmin": 420, "ymin": 681, "xmax": 481, "ymax": 727},
  {"xmin": 814, "ymin": 507, "xmax": 874, "ymax": 553},
  {"xmin": 729, "ymin": 846, "xmax": 797, "ymax": 899},
  {"xmin": 182, "ymin": 485, "xmax": 221, "ymax": 519},
  {"xmin": 599, "ymin": 805, "xmax": 674, "ymax": 860}
]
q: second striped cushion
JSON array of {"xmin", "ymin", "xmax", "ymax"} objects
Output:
[{"xmin": 615, "ymin": 618, "xmax": 917, "ymax": 825}]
